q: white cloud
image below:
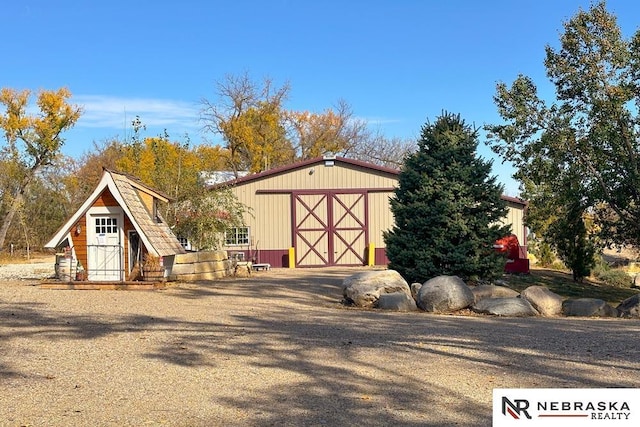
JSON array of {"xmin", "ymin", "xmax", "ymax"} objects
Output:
[
  {"xmin": 73, "ymin": 94, "xmax": 200, "ymax": 130},
  {"xmin": 72, "ymin": 95, "xmax": 400, "ymax": 134},
  {"xmin": 360, "ymin": 116, "xmax": 402, "ymax": 126}
]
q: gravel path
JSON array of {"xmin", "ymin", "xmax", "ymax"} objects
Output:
[{"xmin": 1, "ymin": 266, "xmax": 639, "ymax": 426}]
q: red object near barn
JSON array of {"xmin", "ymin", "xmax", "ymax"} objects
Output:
[{"xmin": 494, "ymin": 234, "xmax": 530, "ymax": 274}]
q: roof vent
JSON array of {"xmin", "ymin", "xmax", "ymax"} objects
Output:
[{"xmin": 323, "ymin": 153, "xmax": 336, "ymax": 167}]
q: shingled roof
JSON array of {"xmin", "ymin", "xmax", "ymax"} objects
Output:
[{"xmin": 109, "ymin": 171, "xmax": 186, "ymax": 257}]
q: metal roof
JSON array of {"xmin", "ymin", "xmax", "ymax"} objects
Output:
[
  {"xmin": 211, "ymin": 155, "xmax": 526, "ymax": 205},
  {"xmin": 209, "ymin": 156, "xmax": 400, "ymax": 189}
]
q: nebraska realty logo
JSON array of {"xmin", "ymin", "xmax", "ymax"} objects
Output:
[{"xmin": 493, "ymin": 389, "xmax": 639, "ymax": 426}]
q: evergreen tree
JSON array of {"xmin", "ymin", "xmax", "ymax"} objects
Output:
[
  {"xmin": 548, "ymin": 200, "xmax": 596, "ymax": 282},
  {"xmin": 384, "ymin": 112, "xmax": 510, "ymax": 283}
]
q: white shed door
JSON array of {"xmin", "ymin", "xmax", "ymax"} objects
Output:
[{"xmin": 88, "ymin": 215, "xmax": 122, "ymax": 281}]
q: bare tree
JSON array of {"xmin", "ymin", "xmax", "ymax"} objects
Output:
[
  {"xmin": 349, "ymin": 132, "xmax": 416, "ymax": 169},
  {"xmin": 200, "ymin": 73, "xmax": 290, "ymax": 175}
]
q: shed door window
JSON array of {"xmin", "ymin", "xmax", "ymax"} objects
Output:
[
  {"xmin": 95, "ymin": 217, "xmax": 118, "ymax": 234},
  {"xmin": 225, "ymin": 227, "xmax": 249, "ymax": 246}
]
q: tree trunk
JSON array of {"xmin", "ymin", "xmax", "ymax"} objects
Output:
[
  {"xmin": 0, "ymin": 192, "xmax": 24, "ymax": 250},
  {"xmin": 0, "ymin": 170, "xmax": 36, "ymax": 251}
]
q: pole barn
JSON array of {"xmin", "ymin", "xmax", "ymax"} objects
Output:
[{"xmin": 219, "ymin": 155, "xmax": 527, "ymax": 269}]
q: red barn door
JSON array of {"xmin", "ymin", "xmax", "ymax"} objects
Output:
[{"xmin": 293, "ymin": 191, "xmax": 368, "ymax": 267}]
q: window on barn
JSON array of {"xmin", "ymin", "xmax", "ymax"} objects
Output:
[{"xmin": 225, "ymin": 227, "xmax": 250, "ymax": 246}]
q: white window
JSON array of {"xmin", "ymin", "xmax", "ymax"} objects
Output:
[
  {"xmin": 177, "ymin": 237, "xmax": 192, "ymax": 251},
  {"xmin": 95, "ymin": 217, "xmax": 118, "ymax": 234},
  {"xmin": 225, "ymin": 227, "xmax": 250, "ymax": 246}
]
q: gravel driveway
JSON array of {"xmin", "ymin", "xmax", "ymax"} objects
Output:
[
  {"xmin": 0, "ymin": 259, "xmax": 55, "ymax": 281},
  {"xmin": 1, "ymin": 266, "xmax": 639, "ymax": 426}
]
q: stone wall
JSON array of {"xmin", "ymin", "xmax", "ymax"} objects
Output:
[{"xmin": 168, "ymin": 250, "xmax": 234, "ymax": 281}]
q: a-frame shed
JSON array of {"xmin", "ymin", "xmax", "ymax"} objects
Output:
[{"xmin": 45, "ymin": 169, "xmax": 185, "ymax": 281}]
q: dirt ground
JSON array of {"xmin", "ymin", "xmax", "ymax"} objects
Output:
[{"xmin": 1, "ymin": 267, "xmax": 639, "ymax": 426}]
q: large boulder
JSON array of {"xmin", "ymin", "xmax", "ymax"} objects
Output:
[
  {"xmin": 616, "ymin": 294, "xmax": 640, "ymax": 318},
  {"xmin": 376, "ymin": 292, "xmax": 418, "ymax": 311},
  {"xmin": 416, "ymin": 275, "xmax": 474, "ymax": 313},
  {"xmin": 520, "ymin": 286, "xmax": 564, "ymax": 317},
  {"xmin": 472, "ymin": 297, "xmax": 538, "ymax": 317},
  {"xmin": 471, "ymin": 285, "xmax": 519, "ymax": 302},
  {"xmin": 342, "ymin": 270, "xmax": 411, "ymax": 308},
  {"xmin": 562, "ymin": 298, "xmax": 619, "ymax": 317}
]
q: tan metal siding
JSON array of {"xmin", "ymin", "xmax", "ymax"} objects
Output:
[
  {"xmin": 231, "ymin": 186, "xmax": 291, "ymax": 250},
  {"xmin": 368, "ymin": 191, "xmax": 395, "ymax": 249},
  {"xmin": 229, "ymin": 162, "xmax": 397, "ymax": 251},
  {"xmin": 254, "ymin": 193, "xmax": 292, "ymax": 248},
  {"xmin": 501, "ymin": 202, "xmax": 526, "ymax": 244},
  {"xmin": 236, "ymin": 163, "xmax": 397, "ymax": 192}
]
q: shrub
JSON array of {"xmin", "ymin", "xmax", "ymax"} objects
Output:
[
  {"xmin": 536, "ymin": 242, "xmax": 555, "ymax": 267},
  {"xmin": 596, "ymin": 269, "xmax": 632, "ymax": 288},
  {"xmin": 143, "ymin": 254, "xmax": 162, "ymax": 271},
  {"xmin": 591, "ymin": 256, "xmax": 610, "ymax": 279},
  {"xmin": 549, "ymin": 261, "xmax": 568, "ymax": 271}
]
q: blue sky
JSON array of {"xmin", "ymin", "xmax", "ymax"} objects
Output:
[{"xmin": 3, "ymin": 0, "xmax": 640, "ymax": 195}]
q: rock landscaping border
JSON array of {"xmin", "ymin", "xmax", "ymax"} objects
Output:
[{"xmin": 343, "ymin": 269, "xmax": 640, "ymax": 318}]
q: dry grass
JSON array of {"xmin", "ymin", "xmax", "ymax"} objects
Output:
[
  {"xmin": 500, "ymin": 267, "xmax": 638, "ymax": 305},
  {"xmin": 0, "ymin": 250, "xmax": 54, "ymax": 265}
]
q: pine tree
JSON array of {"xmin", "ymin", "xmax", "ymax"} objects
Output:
[
  {"xmin": 384, "ymin": 112, "xmax": 510, "ymax": 283},
  {"xmin": 548, "ymin": 200, "xmax": 596, "ymax": 282}
]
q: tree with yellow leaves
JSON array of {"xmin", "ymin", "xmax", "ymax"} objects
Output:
[
  {"xmin": 286, "ymin": 100, "xmax": 414, "ymax": 167},
  {"xmin": 202, "ymin": 73, "xmax": 416, "ymax": 172},
  {"xmin": 286, "ymin": 107, "xmax": 350, "ymax": 159},
  {"xmin": 0, "ymin": 87, "xmax": 82, "ymax": 250},
  {"xmin": 222, "ymin": 101, "xmax": 293, "ymax": 172},
  {"xmin": 200, "ymin": 73, "xmax": 292, "ymax": 174}
]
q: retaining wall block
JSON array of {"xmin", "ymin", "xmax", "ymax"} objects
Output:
[
  {"xmin": 197, "ymin": 251, "xmax": 227, "ymax": 262},
  {"xmin": 174, "ymin": 252, "xmax": 199, "ymax": 264},
  {"xmin": 194, "ymin": 260, "xmax": 227, "ymax": 274},
  {"xmin": 170, "ymin": 263, "xmax": 196, "ymax": 275}
]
